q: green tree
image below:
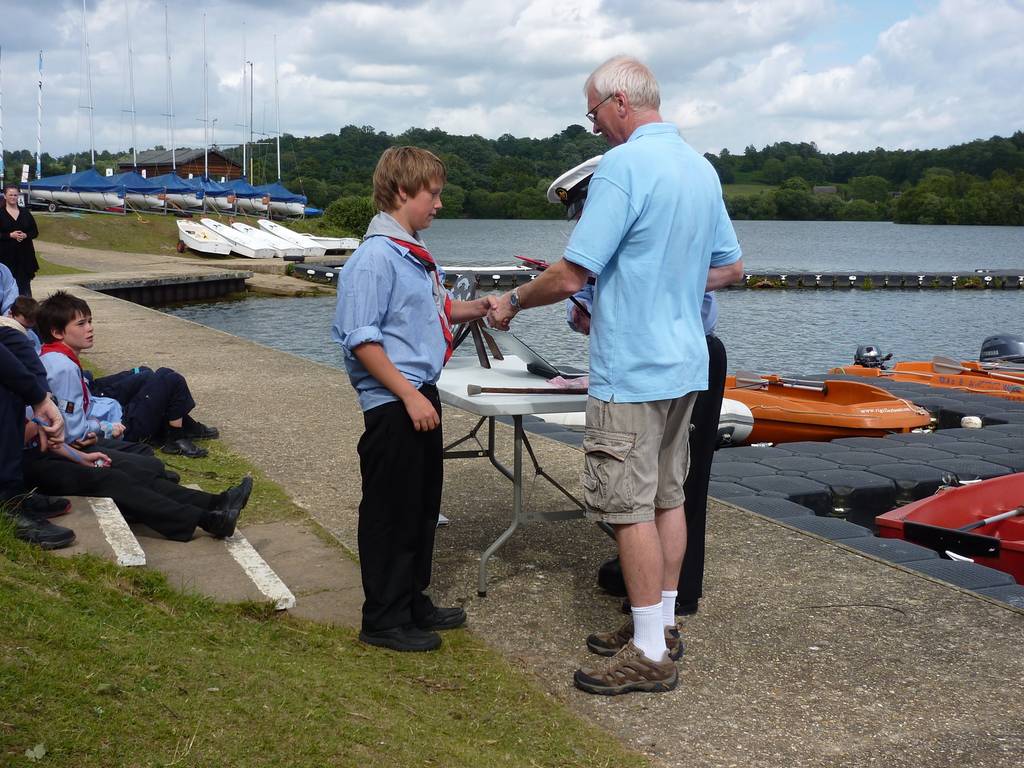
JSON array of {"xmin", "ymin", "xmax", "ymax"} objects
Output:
[
  {"xmin": 324, "ymin": 195, "xmax": 375, "ymax": 235},
  {"xmin": 847, "ymin": 175, "xmax": 890, "ymax": 203}
]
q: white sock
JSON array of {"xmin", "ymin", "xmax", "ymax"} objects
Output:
[
  {"xmin": 661, "ymin": 590, "xmax": 678, "ymax": 628},
  {"xmin": 631, "ymin": 602, "xmax": 667, "ymax": 661}
]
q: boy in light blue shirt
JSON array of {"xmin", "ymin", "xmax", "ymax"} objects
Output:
[{"xmin": 333, "ymin": 146, "xmax": 495, "ymax": 653}]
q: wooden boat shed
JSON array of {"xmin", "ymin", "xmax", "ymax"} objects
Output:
[{"xmin": 117, "ymin": 149, "xmax": 242, "ymax": 181}]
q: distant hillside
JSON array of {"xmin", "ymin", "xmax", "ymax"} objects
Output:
[{"xmin": 5, "ymin": 128, "xmax": 1023, "ymax": 224}]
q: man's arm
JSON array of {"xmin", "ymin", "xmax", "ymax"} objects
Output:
[
  {"xmin": 489, "ymin": 258, "xmax": 591, "ymax": 329},
  {"xmin": 706, "ymin": 259, "xmax": 744, "ymax": 291},
  {"xmin": 352, "ymin": 342, "xmax": 439, "ymax": 432}
]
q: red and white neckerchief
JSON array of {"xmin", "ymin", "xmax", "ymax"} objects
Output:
[
  {"xmin": 389, "ymin": 237, "xmax": 454, "ymax": 365},
  {"xmin": 40, "ymin": 341, "xmax": 90, "ymax": 411}
]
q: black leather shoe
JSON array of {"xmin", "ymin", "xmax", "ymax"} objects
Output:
[
  {"xmin": 184, "ymin": 418, "xmax": 219, "ymax": 440},
  {"xmin": 7, "ymin": 511, "xmax": 76, "ymax": 550},
  {"xmin": 161, "ymin": 437, "xmax": 208, "ymax": 459},
  {"xmin": 20, "ymin": 493, "xmax": 72, "ymax": 519},
  {"xmin": 415, "ymin": 606, "xmax": 466, "ymax": 631},
  {"xmin": 359, "ymin": 625, "xmax": 442, "ymax": 652},
  {"xmin": 201, "ymin": 506, "xmax": 241, "ymax": 539},
  {"xmin": 218, "ymin": 476, "xmax": 253, "ymax": 513}
]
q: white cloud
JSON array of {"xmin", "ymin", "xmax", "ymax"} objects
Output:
[{"xmin": 0, "ymin": 0, "xmax": 1020, "ymax": 164}]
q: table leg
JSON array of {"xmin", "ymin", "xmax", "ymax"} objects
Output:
[{"xmin": 478, "ymin": 416, "xmax": 523, "ymax": 596}]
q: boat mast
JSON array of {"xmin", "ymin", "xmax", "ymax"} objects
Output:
[
  {"xmin": 163, "ymin": 1, "xmax": 175, "ymax": 170},
  {"xmin": 248, "ymin": 60, "xmax": 254, "ymax": 181},
  {"xmin": 35, "ymin": 51, "xmax": 42, "ymax": 180},
  {"xmin": 0, "ymin": 47, "xmax": 5, "ymax": 183},
  {"xmin": 125, "ymin": 0, "xmax": 137, "ymax": 168},
  {"xmin": 81, "ymin": 0, "xmax": 95, "ymax": 167},
  {"xmin": 240, "ymin": 25, "xmax": 247, "ymax": 179},
  {"xmin": 203, "ymin": 13, "xmax": 208, "ymax": 179},
  {"xmin": 274, "ymin": 36, "xmax": 281, "ymax": 181}
]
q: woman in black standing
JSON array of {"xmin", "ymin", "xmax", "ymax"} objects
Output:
[{"xmin": 0, "ymin": 183, "xmax": 40, "ymax": 297}]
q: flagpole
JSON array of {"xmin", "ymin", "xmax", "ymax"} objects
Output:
[{"xmin": 36, "ymin": 50, "xmax": 43, "ymax": 180}]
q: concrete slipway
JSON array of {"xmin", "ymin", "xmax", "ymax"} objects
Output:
[{"xmin": 30, "ymin": 241, "xmax": 1024, "ymax": 768}]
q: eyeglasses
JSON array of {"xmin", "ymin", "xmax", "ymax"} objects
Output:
[{"xmin": 585, "ymin": 93, "xmax": 615, "ymax": 124}]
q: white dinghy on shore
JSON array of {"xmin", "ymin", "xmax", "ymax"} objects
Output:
[
  {"xmin": 258, "ymin": 220, "xmax": 327, "ymax": 257},
  {"xmin": 176, "ymin": 220, "xmax": 233, "ymax": 256},
  {"xmin": 300, "ymin": 234, "xmax": 361, "ymax": 253},
  {"xmin": 231, "ymin": 222, "xmax": 303, "ymax": 259},
  {"xmin": 200, "ymin": 218, "xmax": 275, "ymax": 259}
]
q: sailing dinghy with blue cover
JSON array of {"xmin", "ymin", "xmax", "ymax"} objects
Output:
[
  {"xmin": 185, "ymin": 177, "xmax": 235, "ymax": 211},
  {"xmin": 149, "ymin": 173, "xmax": 203, "ymax": 209},
  {"xmin": 254, "ymin": 181, "xmax": 306, "ymax": 218},
  {"xmin": 23, "ymin": 168, "xmax": 123, "ymax": 210},
  {"xmin": 110, "ymin": 171, "xmax": 165, "ymax": 210},
  {"xmin": 226, "ymin": 178, "xmax": 269, "ymax": 214}
]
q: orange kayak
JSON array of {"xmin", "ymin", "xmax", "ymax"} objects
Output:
[
  {"xmin": 833, "ymin": 358, "xmax": 1024, "ymax": 402},
  {"xmin": 725, "ymin": 374, "xmax": 931, "ymax": 444},
  {"xmin": 876, "ymin": 473, "xmax": 1024, "ymax": 584}
]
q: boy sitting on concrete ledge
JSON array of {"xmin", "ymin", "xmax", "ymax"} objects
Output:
[{"xmin": 36, "ymin": 291, "xmax": 218, "ymax": 459}]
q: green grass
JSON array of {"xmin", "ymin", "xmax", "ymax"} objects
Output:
[
  {"xmin": 35, "ymin": 257, "xmax": 89, "ymax": 277},
  {"xmin": 0, "ymin": 525, "xmax": 645, "ymax": 768},
  {"xmin": 722, "ymin": 182, "xmax": 774, "ymax": 198},
  {"xmin": 34, "ymin": 209, "xmax": 358, "ymax": 257}
]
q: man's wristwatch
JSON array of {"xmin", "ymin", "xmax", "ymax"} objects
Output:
[{"xmin": 509, "ymin": 288, "xmax": 522, "ymax": 311}]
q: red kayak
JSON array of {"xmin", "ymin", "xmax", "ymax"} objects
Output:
[{"xmin": 876, "ymin": 473, "xmax": 1024, "ymax": 584}]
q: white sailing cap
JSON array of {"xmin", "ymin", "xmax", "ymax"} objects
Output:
[{"xmin": 546, "ymin": 155, "xmax": 603, "ymax": 219}]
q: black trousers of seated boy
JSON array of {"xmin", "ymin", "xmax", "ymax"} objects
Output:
[
  {"xmin": 23, "ymin": 448, "xmax": 246, "ymax": 541},
  {"xmin": 91, "ymin": 367, "xmax": 215, "ymax": 458},
  {"xmin": 357, "ymin": 385, "xmax": 444, "ymax": 634}
]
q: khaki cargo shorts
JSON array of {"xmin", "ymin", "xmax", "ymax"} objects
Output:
[{"xmin": 581, "ymin": 393, "xmax": 698, "ymax": 525}]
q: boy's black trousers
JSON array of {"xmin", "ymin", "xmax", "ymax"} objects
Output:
[{"xmin": 357, "ymin": 384, "xmax": 443, "ymax": 633}]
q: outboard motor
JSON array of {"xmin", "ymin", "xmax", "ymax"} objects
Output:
[
  {"xmin": 854, "ymin": 344, "xmax": 892, "ymax": 369},
  {"xmin": 979, "ymin": 334, "xmax": 1024, "ymax": 364}
]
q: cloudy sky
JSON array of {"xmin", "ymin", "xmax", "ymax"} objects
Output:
[{"xmin": 1, "ymin": 0, "xmax": 1022, "ymax": 164}]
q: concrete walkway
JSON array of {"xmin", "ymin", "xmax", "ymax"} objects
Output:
[{"xmin": 34, "ymin": 241, "xmax": 1024, "ymax": 768}]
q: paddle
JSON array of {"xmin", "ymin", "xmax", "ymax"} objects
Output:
[
  {"xmin": 957, "ymin": 506, "xmax": 1024, "ymax": 532},
  {"xmin": 467, "ymin": 384, "xmax": 588, "ymax": 396},
  {"xmin": 932, "ymin": 356, "xmax": 1024, "ymax": 384},
  {"xmin": 733, "ymin": 371, "xmax": 826, "ymax": 391}
]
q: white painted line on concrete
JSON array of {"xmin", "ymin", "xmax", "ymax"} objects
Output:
[
  {"xmin": 88, "ymin": 498, "xmax": 147, "ymax": 567},
  {"xmin": 223, "ymin": 533, "xmax": 296, "ymax": 610}
]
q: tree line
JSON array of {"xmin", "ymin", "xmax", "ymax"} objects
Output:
[{"xmin": 3, "ymin": 128, "xmax": 1023, "ymax": 226}]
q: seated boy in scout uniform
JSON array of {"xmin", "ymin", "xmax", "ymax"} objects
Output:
[{"xmin": 36, "ymin": 291, "xmax": 218, "ymax": 459}]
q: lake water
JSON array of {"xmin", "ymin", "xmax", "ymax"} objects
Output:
[{"xmin": 164, "ymin": 220, "xmax": 1024, "ymax": 376}]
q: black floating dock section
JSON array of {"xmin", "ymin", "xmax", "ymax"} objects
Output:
[
  {"xmin": 293, "ymin": 264, "xmax": 1024, "ymax": 291},
  {"xmin": 532, "ymin": 372, "xmax": 1024, "ymax": 607},
  {"xmin": 730, "ymin": 269, "xmax": 1024, "ymax": 290}
]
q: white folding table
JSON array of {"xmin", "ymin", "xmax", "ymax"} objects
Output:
[{"xmin": 437, "ymin": 355, "xmax": 590, "ymax": 595}]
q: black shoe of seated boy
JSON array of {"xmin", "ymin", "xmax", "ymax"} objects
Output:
[
  {"xmin": 5, "ymin": 510, "xmax": 77, "ymax": 550},
  {"xmin": 183, "ymin": 415, "xmax": 219, "ymax": 440},
  {"xmin": 199, "ymin": 506, "xmax": 241, "ymax": 539},
  {"xmin": 20, "ymin": 493, "xmax": 72, "ymax": 519},
  {"xmin": 216, "ymin": 476, "xmax": 253, "ymax": 514},
  {"xmin": 161, "ymin": 428, "xmax": 208, "ymax": 459}
]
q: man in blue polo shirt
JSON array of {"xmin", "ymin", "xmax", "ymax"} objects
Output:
[{"xmin": 489, "ymin": 55, "xmax": 741, "ymax": 695}]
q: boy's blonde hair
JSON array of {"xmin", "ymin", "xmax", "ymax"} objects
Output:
[{"xmin": 372, "ymin": 146, "xmax": 447, "ymax": 212}]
